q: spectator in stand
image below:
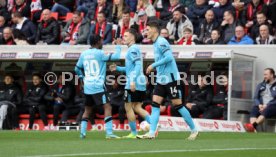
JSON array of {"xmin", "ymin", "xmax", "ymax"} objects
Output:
[
  {"xmin": 198, "ymin": 9, "xmax": 219, "ymax": 44},
  {"xmin": 206, "ymin": 29, "xmax": 225, "ymax": 44},
  {"xmin": 44, "ymin": 73, "xmax": 77, "ymax": 129},
  {"xmin": 255, "ymin": 24, "xmax": 276, "ymax": 44},
  {"xmin": 113, "ymin": 9, "xmax": 135, "ymax": 41},
  {"xmin": 232, "ymin": 0, "xmax": 251, "ymax": 22},
  {"xmin": 30, "ymin": 0, "xmax": 43, "ymax": 23},
  {"xmin": 203, "ymin": 73, "xmax": 228, "ymax": 119},
  {"xmin": 212, "ymin": 0, "xmax": 235, "ymax": 23},
  {"xmin": 176, "ymin": 27, "xmax": 199, "ymax": 45},
  {"xmin": 0, "ymin": 1, "xmax": 11, "ymax": 22},
  {"xmin": 89, "ymin": 11, "xmax": 112, "ymax": 45},
  {"xmin": 125, "ymin": 0, "xmax": 138, "ymax": 12},
  {"xmin": 186, "ymin": 75, "xmax": 213, "ymax": 118},
  {"xmin": 166, "ymin": 7, "xmax": 193, "ymax": 43},
  {"xmin": 76, "ymin": 0, "xmax": 97, "ymax": 21},
  {"xmin": 11, "ymin": 11, "xmax": 37, "ymax": 44},
  {"xmin": 133, "ymin": 10, "xmax": 151, "ymax": 44},
  {"xmin": 112, "ymin": 0, "xmax": 129, "ymax": 24},
  {"xmin": 41, "ymin": 0, "xmax": 54, "ymax": 10},
  {"xmin": 267, "ymin": 0, "xmax": 276, "ymax": 29},
  {"xmin": 61, "ymin": 11, "xmax": 90, "ymax": 45},
  {"xmin": 36, "ymin": 9, "xmax": 60, "ymax": 45},
  {"xmin": 93, "ymin": 0, "xmax": 113, "ymax": 22},
  {"xmin": 134, "ymin": 0, "xmax": 156, "ymax": 22},
  {"xmin": 153, "ymin": 0, "xmax": 171, "ymax": 24},
  {"xmin": 221, "ymin": 10, "xmax": 240, "ymax": 43},
  {"xmin": 12, "ymin": 0, "xmax": 31, "ymax": 19},
  {"xmin": 160, "ymin": 28, "xmax": 174, "ymax": 44},
  {"xmin": 0, "ymin": 16, "xmax": 7, "ymax": 34},
  {"xmin": 23, "ymin": 73, "xmax": 49, "ymax": 130},
  {"xmin": 51, "ymin": 0, "xmax": 75, "ymax": 17},
  {"xmin": 187, "ymin": 0, "xmax": 211, "ymax": 35},
  {"xmin": 245, "ymin": 68, "xmax": 276, "ymax": 132},
  {"xmin": 12, "ymin": 29, "xmax": 29, "ymax": 45},
  {"xmin": 0, "ymin": 27, "xmax": 16, "ymax": 45},
  {"xmin": 156, "ymin": 0, "xmax": 184, "ymax": 24},
  {"xmin": 241, "ymin": 0, "xmax": 268, "ymax": 29},
  {"xmin": 228, "ymin": 25, "xmax": 254, "ymax": 44},
  {"xmin": 250, "ymin": 11, "xmax": 273, "ymax": 40}
]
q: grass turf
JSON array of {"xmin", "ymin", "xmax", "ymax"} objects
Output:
[{"xmin": 0, "ymin": 131, "xmax": 275, "ymax": 157}]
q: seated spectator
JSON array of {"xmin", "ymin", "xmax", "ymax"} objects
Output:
[
  {"xmin": 0, "ymin": 3, "xmax": 11, "ymax": 22},
  {"xmin": 12, "ymin": 0, "xmax": 31, "ymax": 18},
  {"xmin": 203, "ymin": 73, "xmax": 228, "ymax": 119},
  {"xmin": 185, "ymin": 75, "xmax": 213, "ymax": 118},
  {"xmin": 0, "ymin": 27, "xmax": 16, "ymax": 45},
  {"xmin": 89, "ymin": 11, "xmax": 112, "ymax": 45},
  {"xmin": 51, "ymin": 0, "xmax": 75, "ymax": 16},
  {"xmin": 0, "ymin": 74, "xmax": 23, "ymax": 130},
  {"xmin": 125, "ymin": 0, "xmax": 138, "ymax": 12},
  {"xmin": 12, "ymin": 29, "xmax": 29, "ymax": 45},
  {"xmin": 206, "ymin": 29, "xmax": 225, "ymax": 44},
  {"xmin": 250, "ymin": 11, "xmax": 273, "ymax": 40},
  {"xmin": 221, "ymin": 10, "xmax": 240, "ymax": 43},
  {"xmin": 0, "ymin": 16, "xmax": 6, "ymax": 34},
  {"xmin": 212, "ymin": 0, "xmax": 235, "ymax": 23},
  {"xmin": 114, "ymin": 9, "xmax": 135, "ymax": 41},
  {"xmin": 198, "ymin": 9, "xmax": 219, "ymax": 44},
  {"xmin": 112, "ymin": 0, "xmax": 129, "ymax": 24},
  {"xmin": 23, "ymin": 73, "xmax": 49, "ymax": 130},
  {"xmin": 228, "ymin": 25, "xmax": 254, "ymax": 44},
  {"xmin": 245, "ymin": 68, "xmax": 276, "ymax": 132},
  {"xmin": 30, "ymin": 0, "xmax": 42, "ymax": 23},
  {"xmin": 133, "ymin": 10, "xmax": 152, "ymax": 44},
  {"xmin": 176, "ymin": 27, "xmax": 200, "ymax": 45},
  {"xmin": 36, "ymin": 9, "xmax": 60, "ymax": 45},
  {"xmin": 76, "ymin": 0, "xmax": 97, "ymax": 21},
  {"xmin": 241, "ymin": 0, "xmax": 268, "ymax": 29},
  {"xmin": 157, "ymin": 0, "xmax": 184, "ymax": 23},
  {"xmin": 134, "ymin": 0, "xmax": 156, "ymax": 22},
  {"xmin": 61, "ymin": 11, "xmax": 90, "ymax": 45},
  {"xmin": 93, "ymin": 0, "xmax": 113, "ymax": 22},
  {"xmin": 160, "ymin": 28, "xmax": 174, "ymax": 44},
  {"xmin": 11, "ymin": 11, "xmax": 37, "ymax": 44},
  {"xmin": 44, "ymin": 74, "xmax": 77, "ymax": 129},
  {"xmin": 166, "ymin": 8, "xmax": 193, "ymax": 43},
  {"xmin": 187, "ymin": 0, "xmax": 211, "ymax": 35},
  {"xmin": 255, "ymin": 24, "xmax": 276, "ymax": 44}
]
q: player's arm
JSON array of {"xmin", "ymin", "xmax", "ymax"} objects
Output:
[
  {"xmin": 102, "ymin": 45, "xmax": 122, "ymax": 62},
  {"xmin": 116, "ymin": 66, "xmax": 126, "ymax": 72},
  {"xmin": 75, "ymin": 53, "xmax": 84, "ymax": 80},
  {"xmin": 151, "ymin": 44, "xmax": 173, "ymax": 68}
]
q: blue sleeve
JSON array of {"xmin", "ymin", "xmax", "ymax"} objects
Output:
[
  {"xmin": 151, "ymin": 41, "xmax": 173, "ymax": 68},
  {"xmin": 75, "ymin": 54, "xmax": 84, "ymax": 80},
  {"xmin": 101, "ymin": 45, "xmax": 121, "ymax": 61},
  {"xmin": 116, "ymin": 66, "xmax": 126, "ymax": 73}
]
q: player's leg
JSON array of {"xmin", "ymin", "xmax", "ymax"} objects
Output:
[
  {"xmin": 133, "ymin": 102, "xmax": 150, "ymax": 124},
  {"xmin": 80, "ymin": 94, "xmax": 94, "ymax": 139},
  {"xmin": 123, "ymin": 102, "xmax": 137, "ymax": 138},
  {"xmin": 245, "ymin": 105, "xmax": 260, "ymax": 132}
]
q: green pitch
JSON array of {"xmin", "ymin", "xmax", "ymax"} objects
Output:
[{"xmin": 0, "ymin": 131, "xmax": 276, "ymax": 157}]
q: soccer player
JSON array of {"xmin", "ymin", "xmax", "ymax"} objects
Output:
[
  {"xmin": 75, "ymin": 34, "xmax": 121, "ymax": 139},
  {"xmin": 137, "ymin": 21, "xmax": 199, "ymax": 140},
  {"xmin": 110, "ymin": 29, "xmax": 151, "ymax": 139}
]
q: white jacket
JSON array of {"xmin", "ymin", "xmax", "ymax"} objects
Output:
[{"xmin": 166, "ymin": 15, "xmax": 193, "ymax": 40}]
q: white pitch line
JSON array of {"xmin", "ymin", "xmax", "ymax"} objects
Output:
[{"xmin": 20, "ymin": 147, "xmax": 276, "ymax": 157}]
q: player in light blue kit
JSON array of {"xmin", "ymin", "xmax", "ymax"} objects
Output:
[
  {"xmin": 110, "ymin": 29, "xmax": 151, "ymax": 139},
  {"xmin": 75, "ymin": 34, "xmax": 121, "ymax": 139},
  {"xmin": 137, "ymin": 21, "xmax": 199, "ymax": 140}
]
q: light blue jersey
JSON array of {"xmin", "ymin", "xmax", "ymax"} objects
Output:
[
  {"xmin": 75, "ymin": 47, "xmax": 121, "ymax": 94},
  {"xmin": 116, "ymin": 44, "xmax": 146, "ymax": 91},
  {"xmin": 152, "ymin": 36, "xmax": 180, "ymax": 84}
]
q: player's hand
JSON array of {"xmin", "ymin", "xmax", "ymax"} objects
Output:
[
  {"xmin": 186, "ymin": 103, "xmax": 193, "ymax": 110},
  {"xmin": 130, "ymin": 82, "xmax": 136, "ymax": 92},
  {"xmin": 146, "ymin": 65, "xmax": 153, "ymax": 74},
  {"xmin": 109, "ymin": 64, "xmax": 117, "ymax": 72}
]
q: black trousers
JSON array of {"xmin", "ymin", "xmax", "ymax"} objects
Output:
[
  {"xmin": 28, "ymin": 105, "xmax": 48, "ymax": 129},
  {"xmin": 11, "ymin": 106, "xmax": 28, "ymax": 129},
  {"xmin": 203, "ymin": 106, "xmax": 227, "ymax": 120},
  {"xmin": 187, "ymin": 105, "xmax": 204, "ymax": 118},
  {"xmin": 53, "ymin": 105, "xmax": 80, "ymax": 126}
]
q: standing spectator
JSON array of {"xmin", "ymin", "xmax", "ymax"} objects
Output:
[
  {"xmin": 206, "ymin": 29, "xmax": 225, "ymax": 44},
  {"xmin": 12, "ymin": 29, "xmax": 29, "ymax": 45},
  {"xmin": 255, "ymin": 24, "xmax": 276, "ymax": 44},
  {"xmin": 112, "ymin": 0, "xmax": 128, "ymax": 24},
  {"xmin": 186, "ymin": 75, "xmax": 213, "ymax": 118},
  {"xmin": 221, "ymin": 10, "xmax": 240, "ymax": 43},
  {"xmin": 212, "ymin": 0, "xmax": 235, "ymax": 23},
  {"xmin": 12, "ymin": 0, "xmax": 31, "ymax": 18},
  {"xmin": 228, "ymin": 25, "xmax": 254, "ymax": 44},
  {"xmin": 250, "ymin": 11, "xmax": 273, "ymax": 40},
  {"xmin": 0, "ymin": 16, "xmax": 6, "ymax": 34},
  {"xmin": 23, "ymin": 73, "xmax": 49, "ymax": 130},
  {"xmin": 160, "ymin": 28, "xmax": 174, "ymax": 44},
  {"xmin": 153, "ymin": 0, "xmax": 171, "ymax": 24},
  {"xmin": 198, "ymin": 9, "xmax": 219, "ymax": 44},
  {"xmin": 245, "ymin": 68, "xmax": 276, "ymax": 132},
  {"xmin": 36, "ymin": 9, "xmax": 60, "ymax": 45},
  {"xmin": 76, "ymin": 0, "xmax": 97, "ymax": 21},
  {"xmin": 51, "ymin": 0, "xmax": 75, "ymax": 16},
  {"xmin": 134, "ymin": 0, "xmax": 156, "ymax": 22},
  {"xmin": 89, "ymin": 11, "xmax": 112, "ymax": 44},
  {"xmin": 157, "ymin": 0, "xmax": 184, "ymax": 23},
  {"xmin": 93, "ymin": 0, "xmax": 113, "ymax": 22},
  {"xmin": 166, "ymin": 8, "xmax": 193, "ymax": 43},
  {"xmin": 61, "ymin": 11, "xmax": 90, "ymax": 45},
  {"xmin": 0, "ymin": 27, "xmax": 16, "ymax": 45},
  {"xmin": 232, "ymin": 0, "xmax": 251, "ymax": 21},
  {"xmin": 11, "ymin": 11, "xmax": 37, "ymax": 44},
  {"xmin": 125, "ymin": 0, "xmax": 138, "ymax": 12},
  {"xmin": 30, "ymin": 0, "xmax": 42, "ymax": 23},
  {"xmin": 0, "ymin": 2, "xmax": 11, "ymax": 22},
  {"xmin": 176, "ymin": 27, "xmax": 199, "ymax": 45},
  {"xmin": 114, "ymin": 9, "xmax": 135, "ymax": 40},
  {"xmin": 187, "ymin": 0, "xmax": 211, "ymax": 35}
]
